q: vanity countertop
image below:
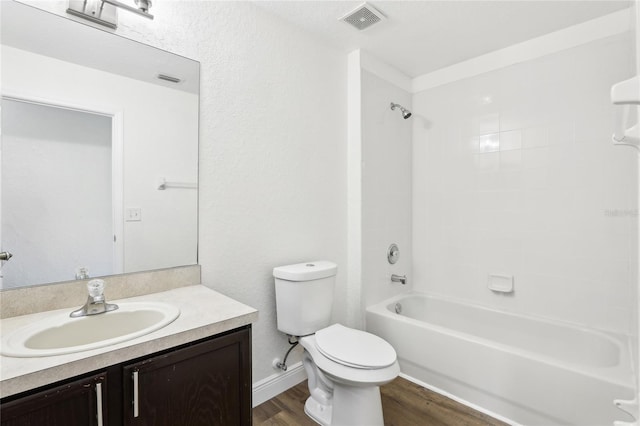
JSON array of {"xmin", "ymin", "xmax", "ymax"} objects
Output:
[{"xmin": 0, "ymin": 285, "xmax": 258, "ymax": 399}]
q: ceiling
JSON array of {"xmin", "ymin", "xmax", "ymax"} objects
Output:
[{"xmin": 255, "ymin": 1, "xmax": 632, "ymax": 78}]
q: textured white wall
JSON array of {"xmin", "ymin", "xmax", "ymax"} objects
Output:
[
  {"xmin": 412, "ymin": 33, "xmax": 638, "ymax": 334},
  {"xmin": 361, "ymin": 71, "xmax": 413, "ymax": 309},
  {"xmin": 193, "ymin": 3, "xmax": 348, "ymax": 382}
]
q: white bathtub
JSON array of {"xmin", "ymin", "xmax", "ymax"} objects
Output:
[{"xmin": 366, "ymin": 293, "xmax": 636, "ymax": 425}]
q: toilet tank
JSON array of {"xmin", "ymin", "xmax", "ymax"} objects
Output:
[{"xmin": 273, "ymin": 261, "xmax": 337, "ymax": 336}]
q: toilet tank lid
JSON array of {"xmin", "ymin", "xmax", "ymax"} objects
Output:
[{"xmin": 273, "ymin": 261, "xmax": 337, "ymax": 281}]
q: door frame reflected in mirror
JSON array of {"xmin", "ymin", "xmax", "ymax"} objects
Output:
[{"xmin": 1, "ymin": 92, "xmax": 125, "ymax": 288}]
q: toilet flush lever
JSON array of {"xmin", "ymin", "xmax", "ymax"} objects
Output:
[
  {"xmin": 391, "ymin": 274, "xmax": 407, "ymax": 285},
  {"xmin": 0, "ymin": 252, "xmax": 13, "ymax": 261}
]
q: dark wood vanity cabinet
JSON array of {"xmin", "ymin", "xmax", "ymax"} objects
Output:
[
  {"xmin": 1, "ymin": 326, "xmax": 252, "ymax": 426},
  {"xmin": 1, "ymin": 372, "xmax": 108, "ymax": 426},
  {"xmin": 122, "ymin": 326, "xmax": 252, "ymax": 426}
]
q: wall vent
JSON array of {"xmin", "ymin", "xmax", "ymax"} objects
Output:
[
  {"xmin": 339, "ymin": 3, "xmax": 386, "ymax": 31},
  {"xmin": 157, "ymin": 74, "xmax": 182, "ymax": 84}
]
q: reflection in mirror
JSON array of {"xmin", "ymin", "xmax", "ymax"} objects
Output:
[
  {"xmin": 2, "ymin": 100, "xmax": 114, "ymax": 286},
  {"xmin": 1, "ymin": 1, "xmax": 199, "ymax": 289}
]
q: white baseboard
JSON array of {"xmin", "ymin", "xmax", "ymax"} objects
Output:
[
  {"xmin": 252, "ymin": 364, "xmax": 516, "ymax": 424},
  {"xmin": 399, "ymin": 372, "xmax": 520, "ymax": 426},
  {"xmin": 252, "ymin": 362, "xmax": 307, "ymax": 407}
]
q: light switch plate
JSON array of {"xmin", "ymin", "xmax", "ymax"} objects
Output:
[{"xmin": 126, "ymin": 208, "xmax": 142, "ymax": 222}]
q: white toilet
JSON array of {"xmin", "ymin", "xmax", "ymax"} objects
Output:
[{"xmin": 274, "ymin": 261, "xmax": 400, "ymax": 426}]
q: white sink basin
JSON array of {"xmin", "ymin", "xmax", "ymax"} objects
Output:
[{"xmin": 1, "ymin": 302, "xmax": 180, "ymax": 358}]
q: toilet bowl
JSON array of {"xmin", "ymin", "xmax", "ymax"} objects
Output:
[
  {"xmin": 273, "ymin": 261, "xmax": 399, "ymax": 426},
  {"xmin": 299, "ymin": 324, "xmax": 400, "ymax": 425}
]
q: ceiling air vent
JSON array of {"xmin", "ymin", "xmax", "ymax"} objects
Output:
[
  {"xmin": 339, "ymin": 3, "xmax": 386, "ymax": 31},
  {"xmin": 157, "ymin": 74, "xmax": 182, "ymax": 84}
]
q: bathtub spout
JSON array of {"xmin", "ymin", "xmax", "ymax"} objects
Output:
[{"xmin": 391, "ymin": 274, "xmax": 407, "ymax": 285}]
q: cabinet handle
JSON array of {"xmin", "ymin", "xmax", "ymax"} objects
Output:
[
  {"xmin": 96, "ymin": 382, "xmax": 104, "ymax": 426},
  {"xmin": 132, "ymin": 371, "xmax": 139, "ymax": 418}
]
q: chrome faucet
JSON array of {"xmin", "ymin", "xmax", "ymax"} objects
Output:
[
  {"xmin": 70, "ymin": 279, "xmax": 119, "ymax": 318},
  {"xmin": 391, "ymin": 274, "xmax": 407, "ymax": 285}
]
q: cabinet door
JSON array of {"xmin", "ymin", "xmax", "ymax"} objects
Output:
[
  {"xmin": 1, "ymin": 372, "xmax": 107, "ymax": 426},
  {"xmin": 123, "ymin": 327, "xmax": 251, "ymax": 426}
]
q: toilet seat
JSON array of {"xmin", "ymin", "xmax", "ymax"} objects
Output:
[
  {"xmin": 315, "ymin": 324, "xmax": 397, "ymax": 369},
  {"xmin": 299, "ymin": 332, "xmax": 399, "ymax": 387}
]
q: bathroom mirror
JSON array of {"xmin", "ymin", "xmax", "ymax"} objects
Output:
[{"xmin": 0, "ymin": 1, "xmax": 199, "ymax": 289}]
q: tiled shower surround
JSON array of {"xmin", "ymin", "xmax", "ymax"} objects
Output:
[{"xmin": 412, "ymin": 33, "xmax": 638, "ymax": 335}]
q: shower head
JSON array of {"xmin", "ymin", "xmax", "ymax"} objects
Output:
[{"xmin": 390, "ymin": 102, "xmax": 412, "ymax": 119}]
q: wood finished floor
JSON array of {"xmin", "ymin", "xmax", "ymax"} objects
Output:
[{"xmin": 253, "ymin": 377, "xmax": 510, "ymax": 426}]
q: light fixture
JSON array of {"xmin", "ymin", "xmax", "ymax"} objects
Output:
[{"xmin": 67, "ymin": 0, "xmax": 153, "ymax": 30}]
